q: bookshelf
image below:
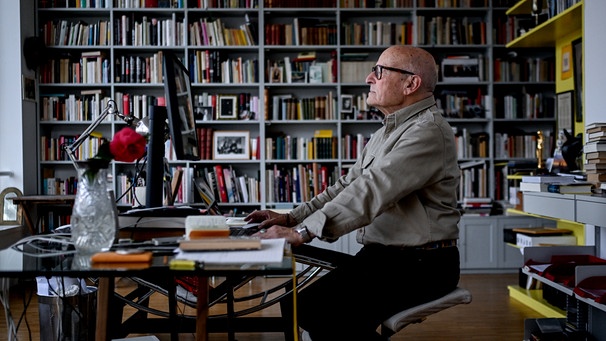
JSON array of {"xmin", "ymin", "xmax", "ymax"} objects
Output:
[{"xmin": 34, "ymin": 0, "xmax": 556, "ymax": 216}]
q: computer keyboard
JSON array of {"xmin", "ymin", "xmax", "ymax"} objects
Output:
[{"xmin": 120, "ymin": 206, "xmax": 204, "ymax": 217}]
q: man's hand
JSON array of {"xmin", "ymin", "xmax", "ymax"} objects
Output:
[
  {"xmin": 245, "ymin": 210, "xmax": 295, "ymax": 229},
  {"xmin": 252, "ymin": 225, "xmax": 306, "ymax": 247}
]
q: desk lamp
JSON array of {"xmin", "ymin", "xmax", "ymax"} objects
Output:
[{"xmin": 62, "ymin": 99, "xmax": 149, "ymax": 170}]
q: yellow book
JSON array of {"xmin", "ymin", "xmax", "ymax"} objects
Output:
[{"xmin": 314, "ymin": 129, "xmax": 332, "ymax": 138}]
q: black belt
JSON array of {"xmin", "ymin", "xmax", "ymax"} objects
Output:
[{"xmin": 415, "ymin": 239, "xmax": 457, "ymax": 250}]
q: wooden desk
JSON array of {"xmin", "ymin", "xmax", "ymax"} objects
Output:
[{"xmin": 10, "ymin": 195, "xmax": 75, "ymax": 235}]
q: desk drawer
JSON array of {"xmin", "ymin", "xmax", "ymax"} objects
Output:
[
  {"xmin": 523, "ymin": 192, "xmax": 575, "ymax": 221},
  {"xmin": 576, "ymin": 196, "xmax": 606, "ymax": 226}
]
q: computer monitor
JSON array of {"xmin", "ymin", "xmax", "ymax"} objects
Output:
[{"xmin": 145, "ymin": 51, "xmax": 200, "ymax": 208}]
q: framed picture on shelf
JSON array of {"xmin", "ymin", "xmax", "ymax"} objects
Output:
[
  {"xmin": 561, "ymin": 44, "xmax": 572, "ymax": 80},
  {"xmin": 213, "ymin": 130, "xmax": 250, "ymax": 160},
  {"xmin": 572, "ymin": 38, "xmax": 583, "ymax": 124},
  {"xmin": 201, "ymin": 106, "xmax": 213, "ymax": 121},
  {"xmin": 21, "ymin": 75, "xmax": 35, "ymax": 101},
  {"xmin": 270, "ymin": 66, "xmax": 283, "ymax": 83},
  {"xmin": 309, "ymin": 65, "xmax": 323, "ymax": 83},
  {"xmin": 291, "ymin": 71, "xmax": 307, "ymax": 83},
  {"xmin": 341, "ymin": 94, "xmax": 353, "ymax": 114},
  {"xmin": 556, "ymin": 91, "xmax": 573, "ymax": 134},
  {"xmin": 218, "ymin": 95, "xmax": 237, "ymax": 120}
]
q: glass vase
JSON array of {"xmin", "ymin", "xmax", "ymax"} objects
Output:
[{"xmin": 70, "ymin": 164, "xmax": 117, "ymax": 255}]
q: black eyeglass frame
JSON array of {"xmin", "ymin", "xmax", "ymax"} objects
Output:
[{"xmin": 372, "ymin": 64, "xmax": 415, "ymax": 80}]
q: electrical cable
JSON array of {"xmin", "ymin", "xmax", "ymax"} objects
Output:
[{"xmin": 10, "ymin": 234, "xmax": 76, "ymax": 258}]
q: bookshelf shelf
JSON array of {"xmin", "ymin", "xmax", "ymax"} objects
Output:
[
  {"xmin": 507, "ymin": 285, "xmax": 566, "ymax": 318},
  {"xmin": 506, "ymin": 2, "xmax": 583, "ymax": 48}
]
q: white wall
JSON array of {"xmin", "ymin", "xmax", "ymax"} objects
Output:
[{"xmin": 0, "ymin": 0, "xmax": 36, "ymax": 194}]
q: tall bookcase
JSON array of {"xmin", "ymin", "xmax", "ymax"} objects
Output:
[{"xmin": 34, "ymin": 0, "xmax": 556, "ymax": 215}]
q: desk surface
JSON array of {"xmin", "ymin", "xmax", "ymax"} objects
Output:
[{"xmin": 0, "ymin": 244, "xmax": 292, "ymax": 278}]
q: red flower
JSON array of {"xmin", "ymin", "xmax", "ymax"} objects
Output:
[{"xmin": 109, "ymin": 127, "xmax": 147, "ymax": 162}]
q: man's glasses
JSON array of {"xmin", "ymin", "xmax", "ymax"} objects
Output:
[{"xmin": 371, "ymin": 65, "xmax": 415, "ymax": 80}]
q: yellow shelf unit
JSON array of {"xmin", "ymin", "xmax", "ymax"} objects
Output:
[
  {"xmin": 506, "ymin": 0, "xmax": 546, "ymax": 16},
  {"xmin": 506, "ymin": 207, "xmax": 585, "ymax": 244},
  {"xmin": 506, "ymin": 1, "xmax": 583, "ymax": 48},
  {"xmin": 508, "ymin": 285, "xmax": 566, "ymax": 318}
]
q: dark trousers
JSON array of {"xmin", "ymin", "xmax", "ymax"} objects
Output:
[{"xmin": 284, "ymin": 243, "xmax": 460, "ymax": 341}]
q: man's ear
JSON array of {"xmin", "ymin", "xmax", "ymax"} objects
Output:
[{"xmin": 403, "ymin": 75, "xmax": 421, "ymax": 95}]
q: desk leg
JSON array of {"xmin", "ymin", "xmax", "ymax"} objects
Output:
[
  {"xmin": 96, "ymin": 277, "xmax": 113, "ymax": 341},
  {"xmin": 195, "ymin": 276, "xmax": 209, "ymax": 341}
]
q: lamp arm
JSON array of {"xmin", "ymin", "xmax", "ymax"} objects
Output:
[{"xmin": 63, "ymin": 99, "xmax": 125, "ymax": 168}]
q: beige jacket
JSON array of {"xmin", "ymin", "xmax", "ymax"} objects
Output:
[{"xmin": 290, "ymin": 96, "xmax": 461, "ymax": 247}]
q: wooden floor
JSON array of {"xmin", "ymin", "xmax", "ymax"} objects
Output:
[{"xmin": 0, "ymin": 273, "xmax": 543, "ymax": 341}]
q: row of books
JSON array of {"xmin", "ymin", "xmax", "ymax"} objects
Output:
[
  {"xmin": 266, "ymin": 163, "xmax": 340, "ymax": 203},
  {"xmin": 268, "ymin": 93, "xmax": 336, "ymax": 121},
  {"xmin": 40, "ymin": 0, "xmax": 110, "ymax": 8},
  {"xmin": 496, "ymin": 92, "xmax": 554, "ymax": 120},
  {"xmin": 417, "ymin": 15, "xmax": 486, "ymax": 46},
  {"xmin": 40, "ymin": 53, "xmax": 110, "ymax": 84},
  {"xmin": 340, "ymin": 0, "xmax": 413, "ymax": 7},
  {"xmin": 115, "ymin": 52, "xmax": 165, "ymax": 84},
  {"xmin": 493, "ymin": 57, "xmax": 555, "ymax": 83},
  {"xmin": 190, "ymin": 50, "xmax": 259, "ymax": 84},
  {"xmin": 41, "ymin": 91, "xmax": 111, "ymax": 122},
  {"xmin": 197, "ymin": 165, "xmax": 260, "ymax": 204},
  {"xmin": 265, "ymin": 136, "xmax": 338, "ymax": 161},
  {"xmin": 494, "ymin": 131, "xmax": 553, "ymax": 160},
  {"xmin": 190, "ymin": 17, "xmax": 256, "ymax": 47},
  {"xmin": 341, "ymin": 20, "xmax": 413, "ymax": 46},
  {"xmin": 42, "ymin": 175, "xmax": 78, "ymax": 195},
  {"xmin": 41, "ymin": 19, "xmax": 111, "ymax": 46},
  {"xmin": 454, "ymin": 129, "xmax": 488, "ymax": 159},
  {"xmin": 459, "ymin": 161, "xmax": 488, "ymax": 200},
  {"xmin": 40, "ymin": 135, "xmax": 103, "ymax": 161},
  {"xmin": 437, "ymin": 91, "xmax": 488, "ymax": 119},
  {"xmin": 114, "ymin": 13, "xmax": 184, "ymax": 47},
  {"xmin": 268, "ymin": 53, "xmax": 335, "ymax": 84},
  {"xmin": 265, "ymin": 19, "xmax": 337, "ymax": 46},
  {"xmin": 114, "ymin": 92, "xmax": 164, "ymax": 119}
]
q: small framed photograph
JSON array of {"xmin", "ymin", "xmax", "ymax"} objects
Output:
[
  {"xmin": 213, "ymin": 130, "xmax": 250, "ymax": 160},
  {"xmin": 270, "ymin": 66, "xmax": 283, "ymax": 83},
  {"xmin": 201, "ymin": 106, "xmax": 213, "ymax": 121},
  {"xmin": 218, "ymin": 95, "xmax": 237, "ymax": 120},
  {"xmin": 291, "ymin": 71, "xmax": 307, "ymax": 83},
  {"xmin": 22, "ymin": 75, "xmax": 36, "ymax": 101},
  {"xmin": 556, "ymin": 91, "xmax": 573, "ymax": 134},
  {"xmin": 341, "ymin": 94, "xmax": 353, "ymax": 114},
  {"xmin": 309, "ymin": 65, "xmax": 323, "ymax": 84}
]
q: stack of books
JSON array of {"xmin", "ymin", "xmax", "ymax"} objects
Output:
[
  {"xmin": 519, "ymin": 175, "xmax": 593, "ymax": 194},
  {"xmin": 584, "ymin": 122, "xmax": 606, "ymax": 186},
  {"xmin": 461, "ymin": 197, "xmax": 492, "ymax": 216}
]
